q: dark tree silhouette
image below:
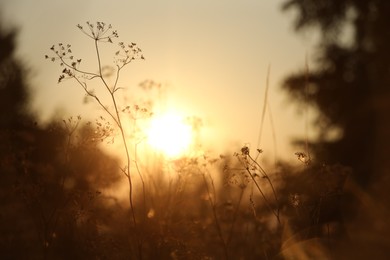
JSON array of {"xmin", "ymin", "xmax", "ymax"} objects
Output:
[
  {"xmin": 0, "ymin": 20, "xmax": 130, "ymax": 259},
  {"xmin": 281, "ymin": 0, "xmax": 390, "ymax": 187},
  {"xmin": 280, "ymin": 1, "xmax": 390, "ymax": 258}
]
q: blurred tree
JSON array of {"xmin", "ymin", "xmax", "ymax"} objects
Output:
[
  {"xmin": 280, "ymin": 2, "xmax": 390, "ymax": 258},
  {"xmin": 0, "ymin": 19, "xmax": 129, "ymax": 259},
  {"xmin": 281, "ymin": 0, "xmax": 390, "ymax": 187},
  {"xmin": 0, "ymin": 17, "xmax": 35, "ymax": 257}
]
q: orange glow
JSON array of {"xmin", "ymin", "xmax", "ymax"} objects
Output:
[{"xmin": 146, "ymin": 112, "xmax": 193, "ymax": 157}]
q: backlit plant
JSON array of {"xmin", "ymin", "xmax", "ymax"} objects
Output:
[{"xmin": 46, "ymin": 21, "xmax": 146, "ymax": 258}]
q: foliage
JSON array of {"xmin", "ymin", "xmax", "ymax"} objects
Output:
[
  {"xmin": 0, "ymin": 20, "xmax": 362, "ymax": 259},
  {"xmin": 281, "ymin": 0, "xmax": 390, "ymax": 186},
  {"xmin": 281, "ymin": 0, "xmax": 390, "ymax": 257}
]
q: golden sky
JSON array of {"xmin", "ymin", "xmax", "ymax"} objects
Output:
[{"xmin": 2, "ymin": 0, "xmax": 318, "ymax": 161}]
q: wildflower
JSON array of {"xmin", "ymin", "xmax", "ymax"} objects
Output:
[{"xmin": 241, "ymin": 146, "xmax": 250, "ymax": 155}]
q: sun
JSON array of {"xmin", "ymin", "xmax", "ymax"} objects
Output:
[{"xmin": 146, "ymin": 112, "xmax": 193, "ymax": 157}]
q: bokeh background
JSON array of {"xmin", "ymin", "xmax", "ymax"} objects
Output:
[
  {"xmin": 1, "ymin": 0, "xmax": 317, "ymax": 160},
  {"xmin": 1, "ymin": 0, "xmax": 390, "ymax": 259}
]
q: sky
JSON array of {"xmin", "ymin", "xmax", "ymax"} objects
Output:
[{"xmin": 1, "ymin": 0, "xmax": 318, "ymax": 161}]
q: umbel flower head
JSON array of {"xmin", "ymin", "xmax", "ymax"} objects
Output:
[
  {"xmin": 77, "ymin": 21, "xmax": 118, "ymax": 42},
  {"xmin": 45, "ymin": 21, "xmax": 145, "ymax": 83}
]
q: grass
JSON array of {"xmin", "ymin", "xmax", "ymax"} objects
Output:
[{"xmin": 8, "ymin": 21, "xmax": 351, "ymax": 259}]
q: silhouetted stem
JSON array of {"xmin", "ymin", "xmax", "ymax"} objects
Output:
[
  {"xmin": 245, "ymin": 166, "xmax": 279, "ymax": 222},
  {"xmin": 202, "ymin": 173, "xmax": 229, "ymax": 260},
  {"xmin": 248, "ymin": 154, "xmax": 279, "ymax": 210},
  {"xmin": 227, "ymin": 187, "xmax": 244, "ymax": 246},
  {"xmin": 134, "ymin": 142, "xmax": 147, "ymax": 222},
  {"xmin": 93, "ymin": 39, "xmax": 142, "ymax": 259}
]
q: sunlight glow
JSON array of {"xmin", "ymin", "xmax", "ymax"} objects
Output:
[{"xmin": 146, "ymin": 113, "xmax": 193, "ymax": 157}]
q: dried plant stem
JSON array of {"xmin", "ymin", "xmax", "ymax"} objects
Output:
[
  {"xmin": 257, "ymin": 64, "xmax": 271, "ymax": 150},
  {"xmin": 238, "ymin": 147, "xmax": 280, "ymax": 224},
  {"xmin": 94, "ymin": 40, "xmax": 142, "ymax": 259},
  {"xmin": 247, "ymin": 155, "xmax": 279, "ymax": 206},
  {"xmin": 304, "ymin": 54, "xmax": 311, "ymax": 163},
  {"xmin": 226, "ymin": 187, "xmax": 244, "ymax": 247},
  {"xmin": 134, "ymin": 142, "xmax": 147, "ymax": 221},
  {"xmin": 58, "ymin": 38, "xmax": 142, "ymax": 259},
  {"xmin": 247, "ymin": 154, "xmax": 280, "ymax": 223},
  {"xmin": 267, "ymin": 103, "xmax": 278, "ymax": 165},
  {"xmin": 47, "ymin": 22, "xmax": 148, "ymax": 259},
  {"xmin": 201, "ymin": 172, "xmax": 229, "ymax": 260},
  {"xmin": 244, "ymin": 166, "xmax": 279, "ymax": 223}
]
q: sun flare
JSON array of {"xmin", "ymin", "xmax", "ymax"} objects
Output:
[{"xmin": 146, "ymin": 113, "xmax": 193, "ymax": 157}]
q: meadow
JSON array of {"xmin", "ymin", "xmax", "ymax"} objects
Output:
[{"xmin": 1, "ymin": 21, "xmax": 378, "ymax": 260}]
